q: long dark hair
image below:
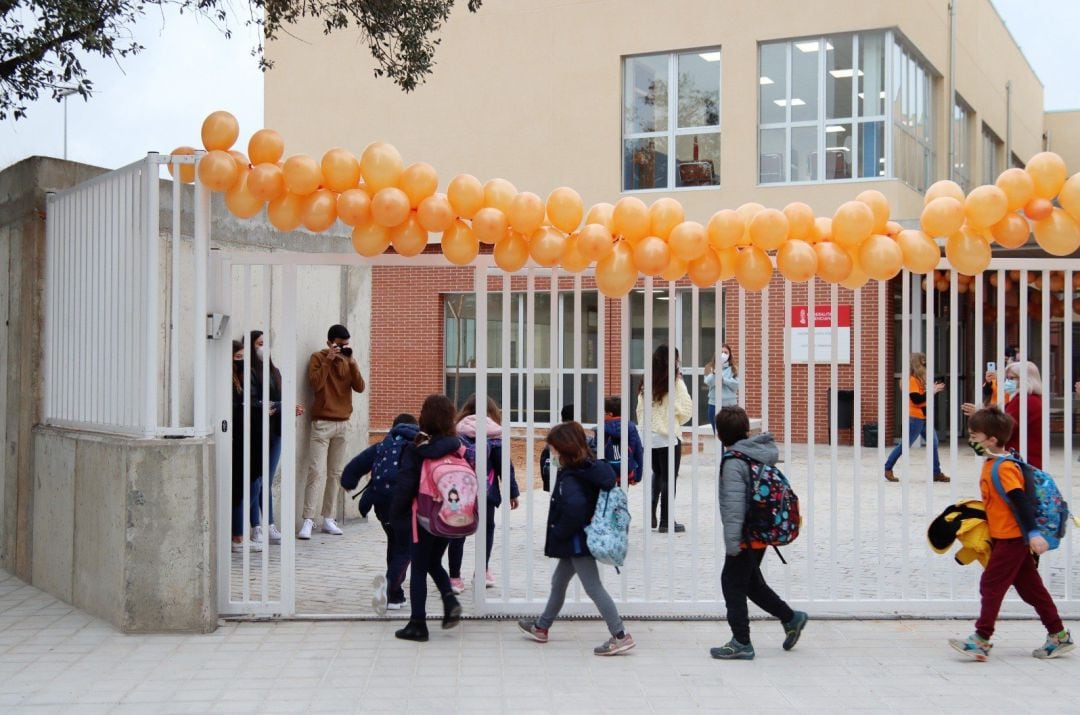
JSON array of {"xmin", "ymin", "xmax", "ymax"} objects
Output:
[
  {"xmin": 232, "ymin": 340, "xmax": 245, "ymax": 394},
  {"xmin": 417, "ymin": 394, "xmax": 457, "ymax": 443},
  {"xmin": 250, "ymin": 330, "xmax": 281, "ymax": 390},
  {"xmin": 456, "ymin": 393, "xmax": 502, "ymax": 424},
  {"xmin": 639, "ymin": 344, "xmax": 679, "ymax": 404},
  {"xmin": 545, "ymin": 422, "xmax": 593, "ymax": 469}
]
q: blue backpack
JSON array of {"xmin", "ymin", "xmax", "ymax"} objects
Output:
[
  {"xmin": 585, "ymin": 486, "xmax": 631, "ymax": 571},
  {"xmin": 991, "ymin": 456, "xmax": 1072, "ymax": 550}
]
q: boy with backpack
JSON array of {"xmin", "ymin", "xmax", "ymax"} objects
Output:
[
  {"xmin": 341, "ymin": 413, "xmax": 419, "ymax": 614},
  {"xmin": 950, "ymin": 406, "xmax": 1074, "ymax": 661},
  {"xmin": 589, "ymin": 397, "xmax": 644, "ymax": 487},
  {"xmin": 714, "ymin": 406, "xmax": 808, "ymax": 660}
]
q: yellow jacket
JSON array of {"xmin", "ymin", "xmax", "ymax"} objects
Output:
[
  {"xmin": 636, "ymin": 379, "xmax": 693, "ymax": 441},
  {"xmin": 927, "ymin": 499, "xmax": 992, "ymax": 568}
]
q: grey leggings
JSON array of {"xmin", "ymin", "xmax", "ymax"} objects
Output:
[{"xmin": 537, "ymin": 555, "xmax": 624, "ymax": 636}]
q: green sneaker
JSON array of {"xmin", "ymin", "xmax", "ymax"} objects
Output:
[
  {"xmin": 710, "ymin": 638, "xmax": 755, "ymax": 660},
  {"xmin": 1033, "ymin": 630, "xmax": 1075, "ymax": 659},
  {"xmin": 783, "ymin": 611, "xmax": 808, "ymax": 651},
  {"xmin": 949, "ymin": 633, "xmax": 991, "ymax": 662}
]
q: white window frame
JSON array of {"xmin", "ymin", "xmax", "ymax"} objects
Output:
[
  {"xmin": 621, "ymin": 48, "xmax": 723, "ymax": 193},
  {"xmin": 891, "ymin": 35, "xmax": 936, "ymax": 192},
  {"xmin": 982, "ymin": 124, "xmax": 1002, "ymax": 186},
  {"xmin": 953, "ymin": 95, "xmax": 972, "ymax": 192}
]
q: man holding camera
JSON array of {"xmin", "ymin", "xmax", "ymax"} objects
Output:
[{"xmin": 299, "ymin": 324, "xmax": 366, "ymax": 540}]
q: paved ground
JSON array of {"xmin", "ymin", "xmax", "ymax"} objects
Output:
[
  {"xmin": 230, "ymin": 442, "xmax": 1080, "ymax": 618},
  {"xmin": 3, "ymin": 569, "xmax": 1079, "ymax": 713}
]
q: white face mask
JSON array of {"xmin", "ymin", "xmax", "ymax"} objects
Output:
[
  {"xmin": 720, "ymin": 353, "xmax": 729, "ymax": 364},
  {"xmin": 549, "ymin": 451, "xmax": 561, "ymax": 469},
  {"xmin": 255, "ymin": 346, "xmax": 267, "ymax": 362}
]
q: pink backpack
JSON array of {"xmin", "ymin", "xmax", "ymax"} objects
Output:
[{"xmin": 412, "ymin": 446, "xmax": 479, "ymax": 541}]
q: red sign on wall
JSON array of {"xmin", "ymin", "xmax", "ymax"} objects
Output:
[
  {"xmin": 789, "ymin": 305, "xmax": 853, "ymax": 329},
  {"xmin": 789, "ymin": 305, "xmax": 852, "ymax": 363}
]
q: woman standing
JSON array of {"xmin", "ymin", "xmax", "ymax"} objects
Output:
[
  {"xmin": 963, "ymin": 360, "xmax": 1043, "ymax": 469},
  {"xmin": 884, "ymin": 353, "xmax": 948, "ymax": 483},
  {"xmin": 705, "ymin": 344, "xmax": 741, "ymax": 432},
  {"xmin": 231, "ymin": 340, "xmax": 261, "ymax": 553},
  {"xmin": 637, "ymin": 345, "xmax": 693, "ymax": 532},
  {"xmin": 517, "ymin": 422, "xmax": 635, "ymax": 655}
]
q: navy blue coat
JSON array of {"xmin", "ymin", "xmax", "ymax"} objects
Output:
[
  {"xmin": 545, "ymin": 460, "xmax": 617, "ymax": 559},
  {"xmin": 341, "ymin": 422, "xmax": 420, "ymax": 515}
]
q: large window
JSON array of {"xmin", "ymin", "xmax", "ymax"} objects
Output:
[
  {"xmin": 982, "ymin": 124, "xmax": 1002, "ymax": 185},
  {"xmin": 623, "ymin": 49, "xmax": 722, "ymax": 191},
  {"xmin": 759, "ymin": 32, "xmax": 887, "ymax": 183},
  {"xmin": 953, "ymin": 96, "xmax": 972, "ymax": 192},
  {"xmin": 892, "ymin": 40, "xmax": 934, "ymax": 191}
]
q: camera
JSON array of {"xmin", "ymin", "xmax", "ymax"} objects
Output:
[{"xmin": 340, "ymin": 346, "xmax": 353, "ymax": 358}]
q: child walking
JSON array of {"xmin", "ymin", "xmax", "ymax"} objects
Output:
[
  {"xmin": 950, "ymin": 406, "xmax": 1074, "ymax": 661},
  {"xmin": 518, "ymin": 422, "xmax": 635, "ymax": 655},
  {"xmin": 713, "ymin": 406, "xmax": 807, "ymax": 660},
  {"xmin": 591, "ymin": 396, "xmax": 644, "ymax": 486}
]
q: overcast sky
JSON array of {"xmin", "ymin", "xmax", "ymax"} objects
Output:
[{"xmin": 1, "ymin": 0, "xmax": 1078, "ymax": 172}]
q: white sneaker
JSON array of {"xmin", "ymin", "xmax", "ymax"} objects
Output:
[
  {"xmin": 250, "ymin": 526, "xmax": 264, "ymax": 544},
  {"xmin": 371, "ymin": 574, "xmax": 388, "ymax": 616},
  {"xmin": 231, "ymin": 539, "xmax": 263, "ymax": 553},
  {"xmin": 322, "ymin": 517, "xmax": 343, "ymax": 535},
  {"xmin": 298, "ymin": 518, "xmax": 314, "ymax": 540},
  {"xmin": 268, "ymin": 524, "xmax": 283, "ymax": 544}
]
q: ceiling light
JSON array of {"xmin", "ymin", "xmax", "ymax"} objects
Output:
[
  {"xmin": 795, "ymin": 41, "xmax": 820, "ymax": 53},
  {"xmin": 790, "ymin": 98, "xmax": 806, "ymax": 106},
  {"xmin": 699, "ymin": 52, "xmax": 722, "ymax": 62},
  {"xmin": 825, "ymin": 126, "xmax": 847, "ymax": 133},
  {"xmin": 828, "ymin": 69, "xmax": 863, "ymax": 79},
  {"xmin": 759, "ymin": 76, "xmax": 774, "ymax": 85}
]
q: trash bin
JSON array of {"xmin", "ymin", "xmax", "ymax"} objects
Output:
[{"xmin": 862, "ymin": 422, "xmax": 879, "ymax": 448}]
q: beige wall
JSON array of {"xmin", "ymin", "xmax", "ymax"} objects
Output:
[
  {"xmin": 265, "ymin": 0, "xmax": 1058, "ymax": 225},
  {"xmin": 1046, "ymin": 110, "xmax": 1080, "ymax": 172}
]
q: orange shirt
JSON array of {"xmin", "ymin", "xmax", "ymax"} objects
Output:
[
  {"xmin": 908, "ymin": 376, "xmax": 927, "ymax": 419},
  {"xmin": 979, "ymin": 458, "xmax": 1025, "ymax": 539}
]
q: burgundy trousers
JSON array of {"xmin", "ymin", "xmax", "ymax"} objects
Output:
[{"xmin": 975, "ymin": 536, "xmax": 1063, "ymax": 640}]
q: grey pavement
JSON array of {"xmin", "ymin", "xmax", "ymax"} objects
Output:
[{"xmin": 3, "ymin": 568, "xmax": 1080, "ymax": 713}]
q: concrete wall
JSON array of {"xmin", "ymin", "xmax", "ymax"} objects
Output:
[{"xmin": 1046, "ymin": 110, "xmax": 1080, "ymax": 173}]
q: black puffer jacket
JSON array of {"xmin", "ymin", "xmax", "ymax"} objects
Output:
[
  {"xmin": 390, "ymin": 435, "xmax": 463, "ymax": 535},
  {"xmin": 545, "ymin": 459, "xmax": 616, "ymax": 559}
]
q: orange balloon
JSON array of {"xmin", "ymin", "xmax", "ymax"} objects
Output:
[
  {"xmin": 783, "ymin": 202, "xmax": 815, "ymax": 241},
  {"xmin": 508, "ymin": 192, "xmax": 545, "ymax": 235},
  {"xmin": 612, "ymin": 197, "xmax": 650, "ymax": 242},
  {"xmin": 964, "ymin": 185, "xmax": 1009, "ymax": 228},
  {"xmin": 1058, "ymin": 173, "xmax": 1080, "ymax": 224},
  {"xmin": 859, "ymin": 234, "xmax": 904, "ymax": 281},
  {"xmin": 229, "ymin": 150, "xmax": 250, "ymax": 175},
  {"xmin": 301, "ymin": 189, "xmax": 338, "ymax": 232},
  {"xmin": 989, "ymin": 212, "xmax": 1030, "ymax": 249},
  {"xmin": 856, "ymin": 189, "xmax": 890, "ymax": 233},
  {"xmin": 483, "ymin": 178, "xmax": 517, "ymax": 213},
  {"xmin": 885, "ymin": 220, "xmax": 903, "ymax": 237},
  {"xmin": 946, "ymin": 227, "xmax": 992, "ymax": 276},
  {"xmin": 472, "ymin": 207, "xmax": 509, "ymax": 245},
  {"xmin": 632, "ymin": 236, "xmax": 671, "ymax": 277},
  {"xmin": 996, "ymin": 167, "xmax": 1035, "ymax": 211},
  {"xmin": 840, "ymin": 256, "xmax": 870, "ymax": 290},
  {"xmin": 717, "ymin": 248, "xmax": 739, "ymax": 280},
  {"xmin": 197, "ymin": 150, "xmax": 240, "ymax": 192},
  {"xmin": 895, "ymin": 229, "xmax": 940, "ymax": 274},
  {"xmin": 248, "ymin": 162, "xmax": 286, "ymax": 202},
  {"xmin": 668, "ymin": 221, "xmax": 708, "ymax": 262},
  {"xmin": 596, "ymin": 241, "xmax": 638, "ymax": 297},
  {"xmin": 736, "ymin": 202, "xmax": 766, "ymax": 225},
  {"xmin": 776, "ymin": 239, "xmax": 818, "ymax": 282},
  {"xmin": 1024, "ymin": 197, "xmax": 1054, "ymax": 221},
  {"xmin": 224, "ymin": 169, "xmax": 263, "ymax": 219},
  {"xmin": 417, "ymin": 193, "xmax": 455, "ymax": 233},
  {"xmin": 168, "ymin": 146, "xmax": 196, "ymax": 184},
  {"xmin": 351, "ymin": 221, "xmax": 391, "ymax": 257},
  {"xmin": 814, "ymin": 242, "xmax": 854, "ymax": 283},
  {"xmin": 441, "ymin": 220, "xmax": 479, "ymax": 266},
  {"xmin": 811, "ymin": 216, "xmax": 833, "ymax": 243},
  {"xmin": 660, "ymin": 255, "xmax": 688, "ymax": 282},
  {"xmin": 1026, "ymin": 151, "xmax": 1068, "ymax": 199},
  {"xmin": 320, "ymin": 149, "xmax": 361, "ymax": 193},
  {"xmin": 282, "ymin": 155, "xmax": 322, "ymax": 196},
  {"xmin": 400, "ymin": 162, "xmax": 439, "ymax": 208},
  {"xmin": 268, "ymin": 193, "xmax": 304, "ymax": 232},
  {"xmin": 337, "ymin": 188, "xmax": 372, "ymax": 227},
  {"xmin": 390, "ymin": 213, "xmax": 428, "ymax": 257},
  {"xmin": 735, "ymin": 247, "xmax": 773, "ymax": 291},
  {"xmin": 494, "ymin": 231, "xmax": 529, "ymax": 272},
  {"xmin": 648, "ymin": 198, "xmax": 685, "ymax": 240},
  {"xmin": 921, "ymin": 197, "xmax": 965, "ymax": 237},
  {"xmin": 748, "ymin": 208, "xmax": 790, "ymax": 251},
  {"xmin": 248, "ymin": 129, "xmax": 284, "ymax": 166},
  {"xmin": 687, "ymin": 248, "xmax": 724, "ymax": 287},
  {"xmin": 585, "ymin": 202, "xmax": 615, "ymax": 231},
  {"xmin": 707, "ymin": 209, "xmax": 744, "ymax": 250},
  {"xmin": 447, "ymin": 174, "xmax": 484, "ymax": 220},
  {"xmin": 360, "ymin": 142, "xmax": 403, "ymax": 192},
  {"xmin": 371, "ymin": 187, "xmax": 411, "ymax": 228},
  {"xmin": 201, "ymin": 111, "xmax": 239, "ymax": 152},
  {"xmin": 530, "ymin": 226, "xmax": 569, "ymax": 268},
  {"xmin": 561, "ymin": 234, "xmax": 592, "ymax": 274},
  {"xmin": 1033, "ymin": 208, "xmax": 1080, "ymax": 256},
  {"xmin": 925, "ymin": 179, "xmax": 966, "ymax": 205},
  {"xmin": 832, "ymin": 200, "xmax": 875, "ymax": 249},
  {"xmin": 547, "ymin": 187, "xmax": 584, "ymax": 233},
  {"xmin": 578, "ymin": 223, "xmax": 615, "ymax": 261}
]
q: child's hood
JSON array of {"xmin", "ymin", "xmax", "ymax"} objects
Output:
[
  {"xmin": 389, "ymin": 422, "xmax": 420, "ymax": 442},
  {"xmin": 602, "ymin": 418, "xmax": 627, "ymax": 439},
  {"xmin": 728, "ymin": 432, "xmax": 778, "ymax": 465},
  {"xmin": 457, "ymin": 414, "xmax": 503, "ymax": 440}
]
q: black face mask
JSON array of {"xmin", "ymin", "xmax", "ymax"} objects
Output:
[{"xmin": 968, "ymin": 439, "xmax": 988, "ymax": 457}]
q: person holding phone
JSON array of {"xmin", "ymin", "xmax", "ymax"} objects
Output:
[
  {"xmin": 884, "ymin": 353, "xmax": 948, "ymax": 483},
  {"xmin": 300, "ymin": 324, "xmax": 366, "ymax": 540}
]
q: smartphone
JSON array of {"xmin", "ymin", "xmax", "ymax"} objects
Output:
[{"xmin": 986, "ymin": 361, "xmax": 996, "ymax": 373}]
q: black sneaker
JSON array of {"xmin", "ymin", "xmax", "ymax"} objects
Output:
[
  {"xmin": 394, "ymin": 620, "xmax": 429, "ymax": 642},
  {"xmin": 442, "ymin": 593, "xmax": 462, "ymax": 629},
  {"xmin": 783, "ymin": 611, "xmax": 808, "ymax": 651}
]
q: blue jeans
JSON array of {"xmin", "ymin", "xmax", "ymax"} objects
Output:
[
  {"xmin": 251, "ymin": 437, "xmax": 283, "ymax": 527},
  {"xmin": 884, "ymin": 416, "xmax": 941, "ymax": 475},
  {"xmin": 232, "ymin": 477, "xmax": 262, "ymax": 538},
  {"xmin": 707, "ymin": 403, "xmax": 716, "ymax": 435}
]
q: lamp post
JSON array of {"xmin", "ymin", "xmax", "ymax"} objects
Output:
[{"xmin": 58, "ymin": 87, "xmax": 78, "ymax": 160}]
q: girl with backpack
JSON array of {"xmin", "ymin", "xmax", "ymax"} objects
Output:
[
  {"xmin": 636, "ymin": 345, "xmax": 693, "ymax": 532},
  {"xmin": 517, "ymin": 422, "xmax": 635, "ymax": 656},
  {"xmin": 390, "ymin": 394, "xmax": 465, "ymax": 642},
  {"xmin": 447, "ymin": 395, "xmax": 519, "ymax": 592}
]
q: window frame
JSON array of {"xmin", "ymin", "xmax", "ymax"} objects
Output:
[
  {"xmin": 952, "ymin": 94, "xmax": 972, "ymax": 192},
  {"xmin": 981, "ymin": 123, "xmax": 1002, "ymax": 186},
  {"xmin": 621, "ymin": 47, "xmax": 723, "ymax": 194}
]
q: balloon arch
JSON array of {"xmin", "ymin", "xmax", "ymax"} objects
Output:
[{"xmin": 174, "ymin": 111, "xmax": 1080, "ymax": 299}]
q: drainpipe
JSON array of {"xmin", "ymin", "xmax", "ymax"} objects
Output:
[
  {"xmin": 1005, "ymin": 80, "xmax": 1012, "ymax": 163},
  {"xmin": 947, "ymin": 0, "xmax": 957, "ymax": 182}
]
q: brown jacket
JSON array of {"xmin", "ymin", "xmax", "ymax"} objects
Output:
[{"xmin": 308, "ymin": 349, "xmax": 366, "ymax": 421}]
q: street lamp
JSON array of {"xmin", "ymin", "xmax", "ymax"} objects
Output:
[{"xmin": 57, "ymin": 87, "xmax": 79, "ymax": 160}]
